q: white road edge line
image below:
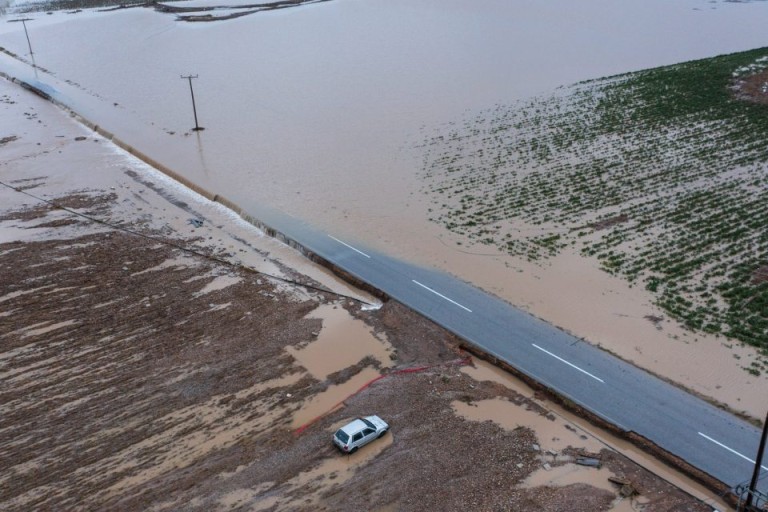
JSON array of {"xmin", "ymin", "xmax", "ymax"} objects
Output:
[
  {"xmin": 698, "ymin": 432, "xmax": 768, "ymax": 471},
  {"xmin": 532, "ymin": 344, "xmax": 605, "ymax": 383},
  {"xmin": 412, "ymin": 279, "xmax": 472, "ymax": 313},
  {"xmin": 328, "ymin": 235, "xmax": 370, "ymax": 258}
]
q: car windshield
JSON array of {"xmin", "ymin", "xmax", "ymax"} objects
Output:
[
  {"xmin": 362, "ymin": 418, "xmax": 375, "ymax": 429},
  {"xmin": 335, "ymin": 430, "xmax": 349, "ymax": 443}
]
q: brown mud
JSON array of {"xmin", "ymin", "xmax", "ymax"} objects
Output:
[{"xmin": 0, "ymin": 188, "xmax": 715, "ymax": 511}]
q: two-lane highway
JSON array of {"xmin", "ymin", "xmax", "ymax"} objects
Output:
[{"xmin": 248, "ymin": 204, "xmax": 767, "ymax": 498}]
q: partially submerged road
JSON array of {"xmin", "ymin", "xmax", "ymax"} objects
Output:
[
  {"xmin": 2, "ymin": 60, "xmax": 765, "ymax": 501},
  {"xmin": 250, "ymin": 205, "xmax": 768, "ymax": 499}
]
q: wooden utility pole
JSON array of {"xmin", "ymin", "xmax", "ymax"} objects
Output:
[
  {"xmin": 743, "ymin": 409, "xmax": 768, "ymax": 511},
  {"xmin": 181, "ymin": 74, "xmax": 204, "ymax": 131},
  {"xmin": 9, "ymin": 18, "xmax": 34, "ymax": 66}
]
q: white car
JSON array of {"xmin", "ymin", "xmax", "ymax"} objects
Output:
[{"xmin": 333, "ymin": 415, "xmax": 389, "ymax": 454}]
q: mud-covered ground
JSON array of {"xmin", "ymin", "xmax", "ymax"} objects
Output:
[
  {"xmin": 0, "ymin": 202, "xmax": 712, "ymax": 511},
  {"xmin": 0, "ymin": 79, "xmax": 717, "ymax": 510}
]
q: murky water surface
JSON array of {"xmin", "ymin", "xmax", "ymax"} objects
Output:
[
  {"xmin": 291, "ymin": 366, "xmax": 381, "ymax": 428},
  {"xmin": 2, "ymin": 1, "xmax": 766, "ymax": 248},
  {"xmin": 2, "ymin": 0, "xmax": 765, "ymax": 268},
  {"xmin": 2, "ymin": 0, "xmax": 766, "ymax": 260},
  {"xmin": 1, "ymin": 0, "xmax": 768, "ymax": 416},
  {"xmin": 286, "ymin": 303, "xmax": 393, "ymax": 380}
]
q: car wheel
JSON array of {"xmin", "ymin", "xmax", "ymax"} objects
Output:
[
  {"xmin": 377, "ymin": 429, "xmax": 388, "ymax": 439},
  {"xmin": 349, "ymin": 446, "xmax": 358, "ymax": 454}
]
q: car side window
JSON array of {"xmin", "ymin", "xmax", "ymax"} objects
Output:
[
  {"xmin": 363, "ymin": 428, "xmax": 375, "ymax": 436},
  {"xmin": 352, "ymin": 432, "xmax": 363, "ymax": 442}
]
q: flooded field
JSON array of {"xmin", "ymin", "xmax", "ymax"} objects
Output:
[
  {"xmin": 2, "ymin": 0, "xmax": 767, "ymax": 250},
  {"xmin": 2, "ymin": 0, "xmax": 768, "ymax": 418},
  {"xmin": 0, "ymin": 56, "xmax": 739, "ymax": 511}
]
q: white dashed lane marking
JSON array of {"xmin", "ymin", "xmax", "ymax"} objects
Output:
[
  {"xmin": 532, "ymin": 343, "xmax": 605, "ymax": 383},
  {"xmin": 412, "ymin": 279, "xmax": 472, "ymax": 313},
  {"xmin": 328, "ymin": 235, "xmax": 370, "ymax": 258},
  {"xmin": 698, "ymin": 432, "xmax": 768, "ymax": 470}
]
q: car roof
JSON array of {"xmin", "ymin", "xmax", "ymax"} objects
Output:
[{"xmin": 339, "ymin": 419, "xmax": 368, "ymax": 434}]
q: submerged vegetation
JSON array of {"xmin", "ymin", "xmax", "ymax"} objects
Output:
[
  {"xmin": 419, "ymin": 48, "xmax": 768, "ymax": 359},
  {"xmin": 6, "ymin": 0, "xmax": 328, "ymax": 21}
]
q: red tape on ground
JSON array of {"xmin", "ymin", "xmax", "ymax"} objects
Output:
[{"xmin": 293, "ymin": 355, "xmax": 472, "ymax": 436}]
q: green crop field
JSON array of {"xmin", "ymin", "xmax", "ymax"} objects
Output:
[{"xmin": 418, "ymin": 48, "xmax": 768, "ymax": 370}]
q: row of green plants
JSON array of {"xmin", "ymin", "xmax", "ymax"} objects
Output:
[{"xmin": 418, "ymin": 47, "xmax": 768, "ymax": 365}]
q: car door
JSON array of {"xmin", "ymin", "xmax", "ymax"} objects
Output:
[
  {"xmin": 360, "ymin": 427, "xmax": 376, "ymax": 447},
  {"xmin": 351, "ymin": 431, "xmax": 365, "ymax": 449}
]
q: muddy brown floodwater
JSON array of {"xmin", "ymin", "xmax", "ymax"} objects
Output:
[
  {"xmin": 1, "ymin": 0, "xmax": 766, "ymax": 420},
  {"xmin": 0, "ymin": 77, "xmax": 725, "ymax": 511}
]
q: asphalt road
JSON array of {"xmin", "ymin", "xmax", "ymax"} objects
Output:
[{"xmin": 249, "ymin": 205, "xmax": 768, "ymax": 500}]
